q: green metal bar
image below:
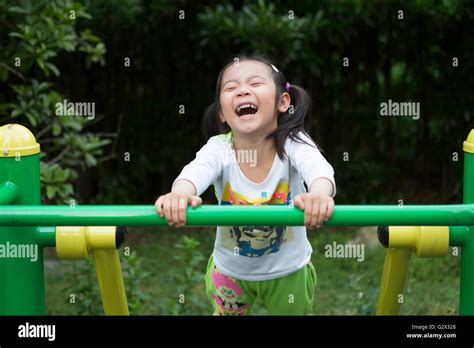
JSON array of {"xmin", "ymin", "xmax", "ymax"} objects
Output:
[
  {"xmin": 460, "ymin": 130, "xmax": 474, "ymax": 315},
  {"xmin": 32, "ymin": 224, "xmax": 472, "ymax": 248},
  {"xmin": 449, "ymin": 226, "xmax": 470, "ymax": 247},
  {"xmin": 0, "ymin": 204, "xmax": 473, "ymax": 227},
  {"xmin": 35, "ymin": 226, "xmax": 56, "ymax": 247},
  {"xmin": 0, "ymin": 182, "xmax": 18, "ymax": 205}
]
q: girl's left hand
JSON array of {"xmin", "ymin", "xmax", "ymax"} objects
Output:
[{"xmin": 293, "ymin": 193, "xmax": 334, "ymax": 229}]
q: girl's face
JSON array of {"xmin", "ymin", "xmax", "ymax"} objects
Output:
[{"xmin": 219, "ymin": 60, "xmax": 290, "ymax": 138}]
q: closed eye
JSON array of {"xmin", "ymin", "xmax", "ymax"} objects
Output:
[{"xmin": 251, "ymin": 83, "xmax": 262, "ymax": 87}]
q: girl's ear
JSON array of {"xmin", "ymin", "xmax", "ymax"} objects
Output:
[
  {"xmin": 278, "ymin": 92, "xmax": 291, "ymax": 113},
  {"xmin": 219, "ymin": 111, "xmax": 226, "ymax": 123}
]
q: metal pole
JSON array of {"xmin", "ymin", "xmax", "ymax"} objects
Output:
[
  {"xmin": 0, "ymin": 124, "xmax": 44, "ymax": 315},
  {"xmin": 0, "ymin": 204, "xmax": 473, "ymax": 227},
  {"xmin": 460, "ymin": 129, "xmax": 474, "ymax": 315}
]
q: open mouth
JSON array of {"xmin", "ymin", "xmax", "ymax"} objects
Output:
[{"xmin": 235, "ymin": 103, "xmax": 258, "ymax": 118}]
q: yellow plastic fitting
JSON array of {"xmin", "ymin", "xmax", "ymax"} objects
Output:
[
  {"xmin": 388, "ymin": 226, "xmax": 449, "ymax": 258},
  {"xmin": 56, "ymin": 226, "xmax": 116, "ymax": 259},
  {"xmin": 463, "ymin": 129, "xmax": 474, "ymax": 153},
  {"xmin": 56, "ymin": 226, "xmax": 91, "ymax": 259},
  {"xmin": 0, "ymin": 124, "xmax": 40, "ymax": 157}
]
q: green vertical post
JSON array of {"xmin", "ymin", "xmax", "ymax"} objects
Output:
[
  {"xmin": 0, "ymin": 124, "xmax": 44, "ymax": 315},
  {"xmin": 460, "ymin": 129, "xmax": 474, "ymax": 315}
]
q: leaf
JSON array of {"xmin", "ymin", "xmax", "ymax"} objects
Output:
[
  {"xmin": 37, "ymin": 59, "xmax": 45, "ymax": 72},
  {"xmin": 63, "ymin": 184, "xmax": 73, "ymax": 196},
  {"xmin": 65, "ymin": 120, "xmax": 82, "ymax": 131},
  {"xmin": 8, "ymin": 6, "xmax": 28, "ymax": 14},
  {"xmin": 46, "ymin": 185, "xmax": 55, "ymax": 199},
  {"xmin": 44, "ymin": 17, "xmax": 54, "ymax": 28},
  {"xmin": 85, "ymin": 153, "xmax": 97, "ymax": 166},
  {"xmin": 25, "ymin": 111, "xmax": 37, "ymax": 126},
  {"xmin": 8, "ymin": 32, "xmax": 24, "ymax": 39},
  {"xmin": 62, "ymin": 41, "xmax": 76, "ymax": 51},
  {"xmin": 45, "ymin": 62, "xmax": 60, "ymax": 76},
  {"xmin": 52, "ymin": 122, "xmax": 61, "ymax": 136}
]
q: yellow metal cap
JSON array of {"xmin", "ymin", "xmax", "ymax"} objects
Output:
[
  {"xmin": 0, "ymin": 124, "xmax": 40, "ymax": 157},
  {"xmin": 464, "ymin": 129, "xmax": 474, "ymax": 154}
]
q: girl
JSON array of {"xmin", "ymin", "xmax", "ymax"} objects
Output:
[{"xmin": 155, "ymin": 55, "xmax": 336, "ymax": 315}]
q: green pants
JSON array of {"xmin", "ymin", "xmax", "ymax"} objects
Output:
[{"xmin": 204, "ymin": 254, "xmax": 317, "ymax": 315}]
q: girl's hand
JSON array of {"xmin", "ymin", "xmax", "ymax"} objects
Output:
[
  {"xmin": 293, "ymin": 193, "xmax": 334, "ymax": 229},
  {"xmin": 154, "ymin": 192, "xmax": 202, "ymax": 227}
]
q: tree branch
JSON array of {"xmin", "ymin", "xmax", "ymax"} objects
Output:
[
  {"xmin": 36, "ymin": 124, "xmax": 53, "ymax": 139},
  {"xmin": 97, "ymin": 153, "xmax": 117, "ymax": 163},
  {"xmin": 47, "ymin": 146, "xmax": 70, "ymax": 165},
  {"xmin": 0, "ymin": 61, "xmax": 26, "ymax": 81}
]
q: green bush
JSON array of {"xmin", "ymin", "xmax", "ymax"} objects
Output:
[{"xmin": 0, "ymin": 0, "xmax": 110, "ymax": 204}]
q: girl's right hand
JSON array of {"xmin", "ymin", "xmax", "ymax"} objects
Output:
[{"xmin": 154, "ymin": 192, "xmax": 203, "ymax": 227}]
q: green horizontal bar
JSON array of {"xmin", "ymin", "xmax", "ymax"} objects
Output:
[
  {"xmin": 35, "ymin": 226, "xmax": 56, "ymax": 247},
  {"xmin": 450, "ymin": 226, "xmax": 470, "ymax": 246},
  {"xmin": 0, "ymin": 182, "xmax": 18, "ymax": 205},
  {"xmin": 0, "ymin": 204, "xmax": 473, "ymax": 227}
]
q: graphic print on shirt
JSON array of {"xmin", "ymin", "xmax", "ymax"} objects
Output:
[{"xmin": 221, "ymin": 182, "xmax": 293, "ymax": 258}]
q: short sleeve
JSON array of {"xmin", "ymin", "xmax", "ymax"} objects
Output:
[
  {"xmin": 173, "ymin": 136, "xmax": 224, "ymax": 196},
  {"xmin": 288, "ymin": 132, "xmax": 336, "ymax": 197}
]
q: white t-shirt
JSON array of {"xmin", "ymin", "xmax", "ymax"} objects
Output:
[{"xmin": 174, "ymin": 131, "xmax": 336, "ymax": 281}]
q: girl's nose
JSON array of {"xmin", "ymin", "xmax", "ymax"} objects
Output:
[{"xmin": 237, "ymin": 87, "xmax": 251, "ymax": 96}]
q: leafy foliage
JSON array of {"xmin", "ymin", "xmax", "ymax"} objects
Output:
[
  {"xmin": 158, "ymin": 235, "xmax": 208, "ymax": 315},
  {"xmin": 0, "ymin": 0, "xmax": 110, "ymax": 203},
  {"xmin": 60, "ymin": 250, "xmax": 150, "ymax": 315}
]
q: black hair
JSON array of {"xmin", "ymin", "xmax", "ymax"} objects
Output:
[{"xmin": 202, "ymin": 53, "xmax": 319, "ymax": 160}]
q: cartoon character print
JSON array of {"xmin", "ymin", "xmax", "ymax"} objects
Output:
[
  {"xmin": 231, "ymin": 225, "xmax": 286, "ymax": 257},
  {"xmin": 211, "ymin": 266, "xmax": 249, "ymax": 315},
  {"xmin": 220, "ymin": 182, "xmax": 291, "ymax": 257}
]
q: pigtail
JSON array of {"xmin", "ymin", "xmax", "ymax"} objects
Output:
[
  {"xmin": 203, "ymin": 102, "xmax": 229, "ymax": 140},
  {"xmin": 267, "ymin": 83, "xmax": 319, "ymax": 160}
]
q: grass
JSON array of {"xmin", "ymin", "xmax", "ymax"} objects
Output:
[{"xmin": 44, "ymin": 226, "xmax": 460, "ymax": 315}]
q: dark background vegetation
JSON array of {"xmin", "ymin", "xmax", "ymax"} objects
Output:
[
  {"xmin": 79, "ymin": 0, "xmax": 474, "ymax": 205},
  {"xmin": 0, "ymin": 0, "xmax": 472, "ymax": 315},
  {"xmin": 1, "ymin": 0, "xmax": 473, "ymax": 205}
]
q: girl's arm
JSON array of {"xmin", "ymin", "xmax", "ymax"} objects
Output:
[
  {"xmin": 288, "ymin": 132, "xmax": 336, "ymax": 198},
  {"xmin": 172, "ymin": 179, "xmax": 197, "ymax": 196},
  {"xmin": 289, "ymin": 133, "xmax": 336, "ymax": 229},
  {"xmin": 309, "ymin": 177, "xmax": 334, "ymax": 197},
  {"xmin": 155, "ymin": 137, "xmax": 224, "ymax": 227}
]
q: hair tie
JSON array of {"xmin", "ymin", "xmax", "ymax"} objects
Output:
[
  {"xmin": 285, "ymin": 82, "xmax": 291, "ymax": 92},
  {"xmin": 270, "ymin": 64, "xmax": 279, "ymax": 73}
]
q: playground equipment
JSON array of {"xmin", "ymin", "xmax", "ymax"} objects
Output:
[{"xmin": 0, "ymin": 123, "xmax": 473, "ymax": 315}]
